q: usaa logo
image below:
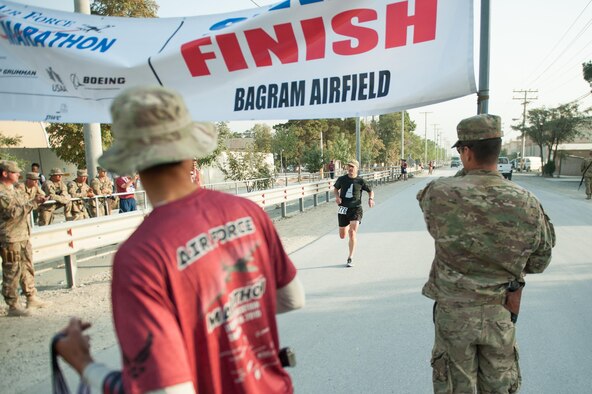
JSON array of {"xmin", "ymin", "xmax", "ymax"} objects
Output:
[{"xmin": 46, "ymin": 67, "xmax": 67, "ymax": 92}]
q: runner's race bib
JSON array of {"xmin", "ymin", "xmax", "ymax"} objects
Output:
[{"xmin": 338, "ymin": 206, "xmax": 348, "ymax": 215}]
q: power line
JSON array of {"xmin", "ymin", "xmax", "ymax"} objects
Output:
[
  {"xmin": 513, "ymin": 90, "xmax": 538, "ymax": 167},
  {"xmin": 248, "ymin": 0, "xmax": 261, "ymax": 7}
]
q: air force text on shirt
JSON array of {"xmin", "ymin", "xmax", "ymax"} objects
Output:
[
  {"xmin": 234, "ymin": 70, "xmax": 390, "ymax": 112},
  {"xmin": 177, "ymin": 216, "xmax": 255, "ymax": 270}
]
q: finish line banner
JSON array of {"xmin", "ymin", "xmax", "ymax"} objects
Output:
[{"xmin": 0, "ymin": 0, "xmax": 476, "ymax": 123}]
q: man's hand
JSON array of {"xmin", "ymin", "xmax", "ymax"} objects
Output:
[
  {"xmin": 335, "ymin": 196, "xmax": 342, "ymax": 205},
  {"xmin": 55, "ymin": 318, "xmax": 94, "ymax": 376},
  {"xmin": 368, "ymin": 198, "xmax": 375, "ymax": 208},
  {"xmin": 35, "ymin": 195, "xmax": 48, "ymax": 204}
]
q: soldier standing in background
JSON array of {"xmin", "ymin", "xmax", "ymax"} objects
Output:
[
  {"xmin": 38, "ymin": 168, "xmax": 72, "ymax": 226},
  {"xmin": 90, "ymin": 166, "xmax": 116, "ymax": 217},
  {"xmin": 22, "ymin": 172, "xmax": 45, "ymax": 225},
  {"xmin": 68, "ymin": 169, "xmax": 94, "ymax": 220},
  {"xmin": 0, "ymin": 161, "xmax": 48, "ymax": 317},
  {"xmin": 580, "ymin": 151, "xmax": 592, "ymax": 200},
  {"xmin": 417, "ymin": 114, "xmax": 556, "ymax": 393}
]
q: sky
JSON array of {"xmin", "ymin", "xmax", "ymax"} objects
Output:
[{"xmin": 13, "ymin": 0, "xmax": 592, "ymax": 151}]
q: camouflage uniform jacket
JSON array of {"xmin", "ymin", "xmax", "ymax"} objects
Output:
[
  {"xmin": 67, "ymin": 180, "xmax": 92, "ymax": 202},
  {"xmin": 42, "ymin": 180, "xmax": 71, "ymax": 205},
  {"xmin": 23, "ymin": 184, "xmax": 46, "ymax": 200},
  {"xmin": 0, "ymin": 183, "xmax": 38, "ymax": 243},
  {"xmin": 90, "ymin": 176, "xmax": 113, "ymax": 196},
  {"xmin": 417, "ymin": 169, "xmax": 555, "ymax": 305},
  {"xmin": 581, "ymin": 158, "xmax": 592, "ymax": 178}
]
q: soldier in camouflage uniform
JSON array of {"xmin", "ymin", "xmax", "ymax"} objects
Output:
[
  {"xmin": 67, "ymin": 169, "xmax": 94, "ymax": 220},
  {"xmin": 416, "ymin": 114, "xmax": 556, "ymax": 393},
  {"xmin": 0, "ymin": 161, "xmax": 48, "ymax": 317},
  {"xmin": 580, "ymin": 151, "xmax": 592, "ymax": 200},
  {"xmin": 90, "ymin": 166, "xmax": 116, "ymax": 217},
  {"xmin": 22, "ymin": 172, "xmax": 45, "ymax": 225},
  {"xmin": 38, "ymin": 168, "xmax": 73, "ymax": 226}
]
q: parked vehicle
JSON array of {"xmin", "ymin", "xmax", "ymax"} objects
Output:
[
  {"xmin": 450, "ymin": 156, "xmax": 461, "ymax": 168},
  {"xmin": 523, "ymin": 156, "xmax": 542, "ymax": 172},
  {"xmin": 497, "ymin": 157, "xmax": 512, "ymax": 180}
]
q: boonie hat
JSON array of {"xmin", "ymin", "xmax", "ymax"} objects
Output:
[
  {"xmin": 96, "ymin": 166, "xmax": 107, "ymax": 172},
  {"xmin": 77, "ymin": 169, "xmax": 88, "ymax": 177},
  {"xmin": 49, "ymin": 168, "xmax": 65, "ymax": 176},
  {"xmin": 347, "ymin": 159, "xmax": 359, "ymax": 168},
  {"xmin": 98, "ymin": 86, "xmax": 218, "ymax": 174},
  {"xmin": 26, "ymin": 172, "xmax": 40, "ymax": 180},
  {"xmin": 0, "ymin": 160, "xmax": 22, "ymax": 173},
  {"xmin": 452, "ymin": 114, "xmax": 503, "ymax": 148}
]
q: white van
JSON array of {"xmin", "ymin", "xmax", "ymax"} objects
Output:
[{"xmin": 524, "ymin": 156, "xmax": 542, "ymax": 172}]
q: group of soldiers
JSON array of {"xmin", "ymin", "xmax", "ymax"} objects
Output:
[{"xmin": 19, "ymin": 166, "xmax": 118, "ymax": 226}]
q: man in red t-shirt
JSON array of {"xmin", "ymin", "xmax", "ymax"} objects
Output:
[
  {"xmin": 55, "ymin": 86, "xmax": 305, "ymax": 394},
  {"xmin": 115, "ymin": 174, "xmax": 138, "ymax": 212}
]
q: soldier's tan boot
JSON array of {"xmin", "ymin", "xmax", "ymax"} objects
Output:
[
  {"xmin": 7, "ymin": 305, "xmax": 31, "ymax": 317},
  {"xmin": 26, "ymin": 296, "xmax": 49, "ymax": 309}
]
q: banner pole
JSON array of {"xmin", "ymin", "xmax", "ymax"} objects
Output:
[
  {"xmin": 74, "ymin": 0, "xmax": 103, "ymax": 179},
  {"xmin": 477, "ymin": 0, "xmax": 491, "ymax": 114}
]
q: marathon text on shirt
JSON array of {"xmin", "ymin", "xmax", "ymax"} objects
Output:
[{"xmin": 177, "ymin": 216, "xmax": 256, "ymax": 270}]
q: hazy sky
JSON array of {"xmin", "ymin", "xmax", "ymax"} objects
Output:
[{"xmin": 13, "ymin": 0, "xmax": 592, "ymax": 150}]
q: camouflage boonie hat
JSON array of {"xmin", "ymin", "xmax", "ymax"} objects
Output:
[
  {"xmin": 347, "ymin": 159, "xmax": 359, "ymax": 168},
  {"xmin": 99, "ymin": 86, "xmax": 218, "ymax": 174},
  {"xmin": 26, "ymin": 172, "xmax": 40, "ymax": 180},
  {"xmin": 77, "ymin": 169, "xmax": 88, "ymax": 177},
  {"xmin": 96, "ymin": 166, "xmax": 107, "ymax": 172},
  {"xmin": 49, "ymin": 168, "xmax": 65, "ymax": 176},
  {"xmin": 452, "ymin": 114, "xmax": 503, "ymax": 148},
  {"xmin": 0, "ymin": 160, "xmax": 22, "ymax": 173}
]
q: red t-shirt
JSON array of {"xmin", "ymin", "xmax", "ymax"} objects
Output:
[
  {"xmin": 115, "ymin": 176, "xmax": 135, "ymax": 199},
  {"xmin": 111, "ymin": 188, "xmax": 297, "ymax": 394}
]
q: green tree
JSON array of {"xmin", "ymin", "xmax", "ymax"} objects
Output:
[
  {"xmin": 219, "ymin": 147, "xmax": 273, "ymax": 192},
  {"xmin": 252, "ymin": 123, "xmax": 273, "ymax": 153},
  {"xmin": 546, "ymin": 103, "xmax": 587, "ymax": 164},
  {"xmin": 302, "ymin": 145, "xmax": 323, "ymax": 173},
  {"xmin": 361, "ymin": 123, "xmax": 384, "ymax": 167},
  {"xmin": 583, "ymin": 61, "xmax": 592, "ymax": 89},
  {"xmin": 90, "ymin": 0, "xmax": 158, "ymax": 17},
  {"xmin": 196, "ymin": 122, "xmax": 231, "ymax": 168},
  {"xmin": 271, "ymin": 127, "xmax": 299, "ymax": 172},
  {"xmin": 0, "ymin": 132, "xmax": 26, "ymax": 168},
  {"xmin": 46, "ymin": 123, "xmax": 113, "ymax": 167},
  {"xmin": 327, "ymin": 132, "xmax": 353, "ymax": 170},
  {"xmin": 523, "ymin": 107, "xmax": 551, "ymax": 169}
]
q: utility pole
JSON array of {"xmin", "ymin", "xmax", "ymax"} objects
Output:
[
  {"xmin": 513, "ymin": 89, "xmax": 538, "ymax": 170},
  {"xmin": 431, "ymin": 123, "xmax": 439, "ymax": 163},
  {"xmin": 420, "ymin": 111, "xmax": 432, "ymax": 168},
  {"xmin": 356, "ymin": 117, "xmax": 361, "ymax": 166},
  {"xmin": 74, "ymin": 0, "xmax": 102, "ymax": 180},
  {"xmin": 477, "ymin": 0, "xmax": 491, "ymax": 114},
  {"xmin": 400, "ymin": 111, "xmax": 405, "ymax": 162}
]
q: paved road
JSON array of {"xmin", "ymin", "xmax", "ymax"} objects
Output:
[
  {"xmin": 36, "ymin": 170, "xmax": 592, "ymax": 393},
  {"xmin": 279, "ymin": 170, "xmax": 592, "ymax": 394}
]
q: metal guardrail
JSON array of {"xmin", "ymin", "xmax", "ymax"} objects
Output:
[{"xmin": 29, "ymin": 168, "xmax": 403, "ymax": 287}]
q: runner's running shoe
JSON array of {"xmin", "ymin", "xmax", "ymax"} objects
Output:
[{"xmin": 346, "ymin": 258, "xmax": 353, "ymax": 267}]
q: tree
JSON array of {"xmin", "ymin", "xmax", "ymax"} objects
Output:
[
  {"xmin": 219, "ymin": 147, "xmax": 273, "ymax": 192},
  {"xmin": 271, "ymin": 126, "xmax": 299, "ymax": 172},
  {"xmin": 0, "ymin": 132, "xmax": 26, "ymax": 168},
  {"xmin": 252, "ymin": 123, "xmax": 273, "ymax": 153},
  {"xmin": 361, "ymin": 123, "xmax": 384, "ymax": 167},
  {"xmin": 523, "ymin": 107, "xmax": 551, "ymax": 169},
  {"xmin": 90, "ymin": 0, "xmax": 158, "ymax": 17},
  {"xmin": 583, "ymin": 61, "xmax": 592, "ymax": 90},
  {"xmin": 327, "ymin": 132, "xmax": 353, "ymax": 169},
  {"xmin": 546, "ymin": 103, "xmax": 587, "ymax": 164},
  {"xmin": 196, "ymin": 122, "xmax": 231, "ymax": 168},
  {"xmin": 46, "ymin": 123, "xmax": 113, "ymax": 167},
  {"xmin": 301, "ymin": 146, "xmax": 323, "ymax": 173}
]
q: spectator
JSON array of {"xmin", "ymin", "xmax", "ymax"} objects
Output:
[
  {"xmin": 580, "ymin": 151, "xmax": 592, "ymax": 200},
  {"xmin": 55, "ymin": 85, "xmax": 305, "ymax": 393},
  {"xmin": 67, "ymin": 169, "xmax": 94, "ymax": 220},
  {"xmin": 21, "ymin": 172, "xmax": 45, "ymax": 225},
  {"xmin": 115, "ymin": 174, "xmax": 139, "ymax": 212},
  {"xmin": 38, "ymin": 168, "xmax": 72, "ymax": 225},
  {"xmin": 401, "ymin": 159, "xmax": 408, "ymax": 181},
  {"xmin": 416, "ymin": 114, "xmax": 555, "ymax": 393},
  {"xmin": 31, "ymin": 162, "xmax": 45, "ymax": 186},
  {"xmin": 90, "ymin": 166, "xmax": 117, "ymax": 216},
  {"xmin": 328, "ymin": 160, "xmax": 335, "ymax": 179},
  {"xmin": 0, "ymin": 161, "xmax": 48, "ymax": 316}
]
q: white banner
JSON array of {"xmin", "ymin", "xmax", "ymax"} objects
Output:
[{"xmin": 0, "ymin": 0, "xmax": 476, "ymax": 123}]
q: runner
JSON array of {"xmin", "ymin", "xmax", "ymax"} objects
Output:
[{"xmin": 333, "ymin": 159, "xmax": 374, "ymax": 267}]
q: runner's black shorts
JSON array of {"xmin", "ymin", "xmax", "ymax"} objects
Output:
[{"xmin": 337, "ymin": 206, "xmax": 363, "ymax": 227}]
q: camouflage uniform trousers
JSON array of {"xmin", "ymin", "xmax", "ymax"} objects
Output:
[
  {"xmin": 584, "ymin": 178, "xmax": 592, "ymax": 199},
  {"xmin": 71, "ymin": 200, "xmax": 90, "ymax": 220},
  {"xmin": 37, "ymin": 202, "xmax": 73, "ymax": 226},
  {"xmin": 431, "ymin": 303, "xmax": 521, "ymax": 394},
  {"xmin": 1, "ymin": 241, "xmax": 36, "ymax": 307}
]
